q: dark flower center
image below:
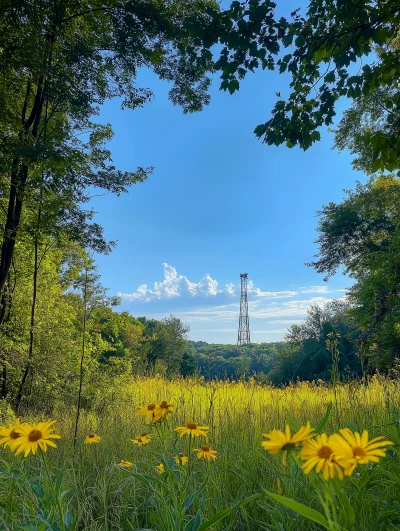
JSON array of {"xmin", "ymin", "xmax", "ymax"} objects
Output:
[
  {"xmin": 201, "ymin": 445, "xmax": 210, "ymax": 452},
  {"xmin": 28, "ymin": 429, "xmax": 42, "ymax": 442},
  {"xmin": 160, "ymin": 401, "xmax": 169, "ymax": 408},
  {"xmin": 187, "ymin": 422, "xmax": 197, "ymax": 429},
  {"xmin": 9, "ymin": 429, "xmax": 20, "ymax": 440},
  {"xmin": 353, "ymin": 447, "xmax": 367, "ymax": 458},
  {"xmin": 318, "ymin": 446, "xmax": 333, "ymax": 460},
  {"xmin": 147, "ymin": 404, "xmax": 156, "ymax": 410}
]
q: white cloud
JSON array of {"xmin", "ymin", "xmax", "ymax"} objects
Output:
[
  {"xmin": 176, "ymin": 296, "xmax": 342, "ymax": 323},
  {"xmin": 247, "ymin": 280, "xmax": 297, "ymax": 299},
  {"xmin": 120, "ymin": 263, "xmax": 298, "ymax": 302},
  {"xmin": 195, "ymin": 328, "xmax": 237, "ymax": 333},
  {"xmin": 117, "ymin": 264, "xmax": 349, "ymax": 343},
  {"xmin": 301, "ymin": 285, "xmax": 347, "ymax": 294},
  {"xmin": 120, "ymin": 264, "xmax": 221, "ymax": 302}
]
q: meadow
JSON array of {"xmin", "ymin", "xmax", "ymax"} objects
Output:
[{"xmin": 0, "ymin": 375, "xmax": 398, "ymax": 530}]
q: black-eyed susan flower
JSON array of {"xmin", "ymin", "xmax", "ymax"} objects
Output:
[
  {"xmin": 131, "ymin": 434, "xmax": 151, "ymax": 446},
  {"xmin": 261, "ymin": 422, "xmax": 314, "ymax": 464},
  {"xmin": 174, "ymin": 452, "xmax": 189, "ymax": 465},
  {"xmin": 0, "ymin": 418, "xmax": 23, "ymax": 449},
  {"xmin": 12, "ymin": 420, "xmax": 61, "ymax": 457},
  {"xmin": 136, "ymin": 403, "xmax": 159, "ymax": 422},
  {"xmin": 155, "ymin": 463, "xmax": 165, "ymax": 474},
  {"xmin": 330, "ymin": 428, "xmax": 393, "ymax": 475},
  {"xmin": 118, "ymin": 460, "xmax": 133, "ymax": 468},
  {"xmin": 84, "ymin": 433, "xmax": 101, "ymax": 444},
  {"xmin": 194, "ymin": 445, "xmax": 217, "ymax": 462},
  {"xmin": 174, "ymin": 422, "xmax": 209, "ymax": 438},
  {"xmin": 300, "ymin": 433, "xmax": 344, "ymax": 481},
  {"xmin": 157, "ymin": 400, "xmax": 173, "ymax": 419}
]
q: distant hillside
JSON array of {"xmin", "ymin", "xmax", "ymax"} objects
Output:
[{"xmin": 188, "ymin": 340, "xmax": 286, "ymax": 380}]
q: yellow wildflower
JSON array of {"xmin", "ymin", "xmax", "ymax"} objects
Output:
[
  {"xmin": 118, "ymin": 460, "xmax": 133, "ymax": 468},
  {"xmin": 155, "ymin": 463, "xmax": 165, "ymax": 474},
  {"xmin": 194, "ymin": 445, "xmax": 217, "ymax": 462},
  {"xmin": 300, "ymin": 433, "xmax": 344, "ymax": 481},
  {"xmin": 12, "ymin": 420, "xmax": 61, "ymax": 457},
  {"xmin": 175, "ymin": 422, "xmax": 209, "ymax": 438},
  {"xmin": 131, "ymin": 434, "xmax": 151, "ymax": 446},
  {"xmin": 157, "ymin": 400, "xmax": 173, "ymax": 419},
  {"xmin": 330, "ymin": 428, "xmax": 393, "ymax": 475},
  {"xmin": 84, "ymin": 433, "xmax": 101, "ymax": 444},
  {"xmin": 174, "ymin": 452, "xmax": 189, "ymax": 465},
  {"xmin": 0, "ymin": 418, "xmax": 23, "ymax": 449},
  {"xmin": 136, "ymin": 403, "xmax": 160, "ymax": 422},
  {"xmin": 262, "ymin": 422, "xmax": 314, "ymax": 464}
]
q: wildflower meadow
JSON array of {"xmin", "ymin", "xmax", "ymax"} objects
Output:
[{"xmin": 0, "ymin": 375, "xmax": 398, "ymax": 530}]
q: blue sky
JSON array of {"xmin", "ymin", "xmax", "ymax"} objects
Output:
[{"xmin": 90, "ymin": 8, "xmax": 367, "ymax": 344}]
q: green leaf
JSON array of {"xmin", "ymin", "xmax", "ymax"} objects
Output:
[
  {"xmin": 334, "ymin": 485, "xmax": 355, "ymax": 529},
  {"xmin": 315, "ymin": 46, "xmax": 327, "ymax": 63},
  {"xmin": 264, "ymin": 491, "xmax": 330, "ymax": 529},
  {"xmin": 198, "ymin": 508, "xmax": 231, "ymax": 531},
  {"xmin": 295, "ymin": 35, "xmax": 306, "ymax": 47},
  {"xmin": 374, "ymin": 28, "xmax": 387, "ymax": 46},
  {"xmin": 183, "ymin": 481, "xmax": 206, "ymax": 511},
  {"xmin": 185, "ymin": 510, "xmax": 201, "ymax": 531},
  {"xmin": 324, "ymin": 71, "xmax": 335, "ymax": 83},
  {"xmin": 315, "ymin": 402, "xmax": 332, "ymax": 433},
  {"xmin": 311, "ymin": 130, "xmax": 321, "ymax": 142},
  {"xmin": 63, "ymin": 510, "xmax": 73, "ymax": 527},
  {"xmin": 55, "ymin": 469, "xmax": 64, "ymax": 495},
  {"xmin": 198, "ymin": 494, "xmax": 260, "ymax": 531},
  {"xmin": 285, "ymin": 411, "xmax": 301, "ymax": 431},
  {"xmin": 228, "ymin": 79, "xmax": 240, "ymax": 94}
]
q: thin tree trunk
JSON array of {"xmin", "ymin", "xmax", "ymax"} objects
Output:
[
  {"xmin": 1, "ymin": 365, "xmax": 6, "ymax": 399},
  {"xmin": 0, "ymin": 162, "xmax": 28, "ymax": 296},
  {"xmin": 15, "ymin": 202, "xmax": 41, "ymax": 412},
  {"xmin": 74, "ymin": 268, "xmax": 88, "ymax": 449}
]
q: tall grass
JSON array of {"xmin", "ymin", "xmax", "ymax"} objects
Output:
[{"xmin": 1, "ymin": 375, "xmax": 399, "ymax": 530}]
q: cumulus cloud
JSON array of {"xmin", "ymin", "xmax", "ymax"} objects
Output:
[
  {"xmin": 117, "ymin": 264, "xmax": 349, "ymax": 342},
  {"xmin": 120, "ymin": 264, "xmax": 298, "ymax": 302}
]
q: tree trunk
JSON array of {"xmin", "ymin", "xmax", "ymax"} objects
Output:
[
  {"xmin": 15, "ymin": 203, "xmax": 41, "ymax": 412},
  {"xmin": 1, "ymin": 365, "xmax": 6, "ymax": 399},
  {"xmin": 0, "ymin": 162, "xmax": 28, "ymax": 297},
  {"xmin": 74, "ymin": 268, "xmax": 88, "ymax": 449}
]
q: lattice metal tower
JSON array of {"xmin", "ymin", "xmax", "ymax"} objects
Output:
[{"xmin": 237, "ymin": 273, "xmax": 251, "ymax": 345}]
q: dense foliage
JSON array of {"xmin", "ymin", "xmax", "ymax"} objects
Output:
[
  {"xmin": 1, "ymin": 0, "xmax": 400, "ymax": 409},
  {"xmin": 190, "ymin": 341, "xmax": 284, "ymax": 380}
]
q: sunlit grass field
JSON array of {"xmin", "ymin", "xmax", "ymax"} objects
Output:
[{"xmin": 1, "ymin": 375, "xmax": 399, "ymax": 530}]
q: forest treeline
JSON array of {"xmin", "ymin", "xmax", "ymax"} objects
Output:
[{"xmin": 1, "ymin": 0, "xmax": 400, "ymax": 412}]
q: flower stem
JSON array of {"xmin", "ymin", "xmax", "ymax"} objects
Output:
[{"xmin": 40, "ymin": 448, "xmax": 65, "ymax": 531}]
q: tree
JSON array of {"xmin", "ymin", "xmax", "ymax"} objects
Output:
[
  {"xmin": 95, "ymin": 309, "xmax": 145, "ymax": 367},
  {"xmin": 0, "ymin": 0, "xmax": 218, "ymax": 322},
  {"xmin": 197, "ymin": 0, "xmax": 400, "ymax": 172},
  {"xmin": 333, "ymin": 87, "xmax": 397, "ymax": 175},
  {"xmin": 138, "ymin": 315, "xmax": 189, "ymax": 374},
  {"xmin": 180, "ymin": 349, "xmax": 197, "ymax": 376},
  {"xmin": 310, "ymin": 175, "xmax": 400, "ymax": 368},
  {"xmin": 269, "ymin": 301, "xmax": 360, "ymax": 384}
]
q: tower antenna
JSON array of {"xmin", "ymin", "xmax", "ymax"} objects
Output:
[{"xmin": 237, "ymin": 273, "xmax": 250, "ymax": 345}]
